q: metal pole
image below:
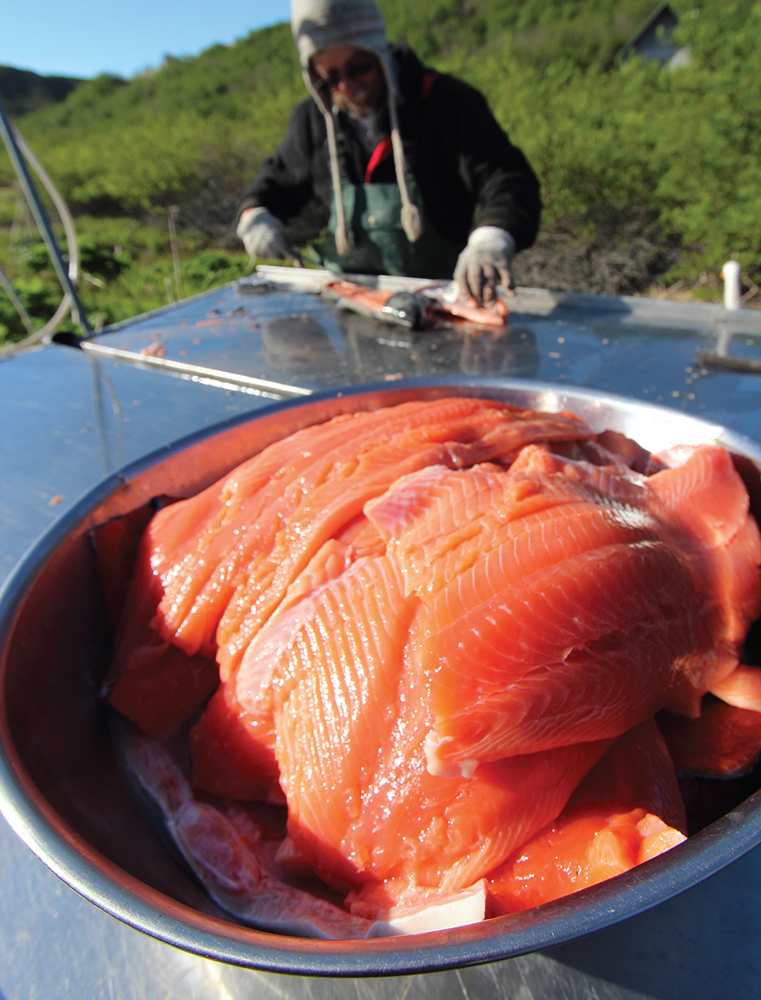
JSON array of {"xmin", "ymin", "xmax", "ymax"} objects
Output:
[{"xmin": 0, "ymin": 95, "xmax": 92, "ymax": 333}]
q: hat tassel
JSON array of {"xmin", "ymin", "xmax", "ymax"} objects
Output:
[{"xmin": 389, "ymin": 98, "xmax": 423, "ymax": 243}]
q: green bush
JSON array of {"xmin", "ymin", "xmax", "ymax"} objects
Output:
[
  {"xmin": 451, "ymin": 0, "xmax": 761, "ymax": 286},
  {"xmin": 0, "ymin": 235, "xmax": 250, "ymax": 345}
]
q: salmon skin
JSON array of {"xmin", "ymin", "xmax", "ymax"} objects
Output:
[
  {"xmin": 101, "ymin": 397, "xmax": 761, "ymax": 933},
  {"xmin": 119, "ymin": 724, "xmax": 371, "ymax": 940},
  {"xmin": 323, "ymin": 280, "xmax": 508, "ymax": 330}
]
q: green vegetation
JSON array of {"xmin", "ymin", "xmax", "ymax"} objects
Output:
[
  {"xmin": 0, "ymin": 206, "xmax": 250, "ymax": 341},
  {"xmin": 1, "ymin": 23, "xmax": 302, "ymax": 218},
  {"xmin": 2, "ymin": 0, "xmax": 760, "ymax": 344},
  {"xmin": 0, "ymin": 65, "xmax": 82, "ymax": 117}
]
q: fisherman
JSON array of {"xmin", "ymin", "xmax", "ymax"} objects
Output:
[{"xmin": 236, "ymin": 0, "xmax": 541, "ymax": 304}]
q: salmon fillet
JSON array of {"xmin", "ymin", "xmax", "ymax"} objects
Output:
[
  {"xmin": 365, "ymin": 448, "xmax": 760, "ymax": 777},
  {"xmin": 102, "ymin": 398, "xmax": 761, "ymax": 927},
  {"xmin": 264, "ymin": 552, "xmax": 610, "ymax": 905},
  {"xmin": 105, "ymin": 399, "xmax": 591, "ymax": 736},
  {"xmin": 488, "ymin": 720, "xmax": 687, "ymax": 914}
]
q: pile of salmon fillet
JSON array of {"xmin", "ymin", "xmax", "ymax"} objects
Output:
[{"xmin": 100, "ymin": 397, "xmax": 761, "ymax": 938}]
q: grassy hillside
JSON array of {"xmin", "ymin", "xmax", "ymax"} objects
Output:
[
  {"xmin": 1, "ymin": 0, "xmax": 760, "ymax": 342},
  {"xmin": 4, "ymin": 23, "xmax": 303, "ymax": 226},
  {"xmin": 4, "ymin": 0, "xmax": 658, "ymax": 220},
  {"xmin": 0, "ymin": 65, "xmax": 82, "ymax": 117}
]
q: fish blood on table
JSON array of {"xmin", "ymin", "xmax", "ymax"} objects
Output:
[{"xmin": 100, "ymin": 397, "xmax": 761, "ymax": 937}]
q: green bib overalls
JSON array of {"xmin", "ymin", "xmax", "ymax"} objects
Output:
[{"xmin": 321, "ymin": 176, "xmax": 461, "ymax": 279}]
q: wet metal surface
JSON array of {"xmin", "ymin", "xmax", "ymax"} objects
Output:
[
  {"xmin": 3, "ymin": 283, "xmax": 761, "ymax": 996},
  {"xmin": 0, "ymin": 345, "xmax": 273, "ymax": 578},
  {"xmin": 84, "ymin": 279, "xmax": 761, "ymax": 437}
]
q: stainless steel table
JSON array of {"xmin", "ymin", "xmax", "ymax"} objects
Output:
[{"xmin": 3, "ymin": 279, "xmax": 761, "ymax": 999}]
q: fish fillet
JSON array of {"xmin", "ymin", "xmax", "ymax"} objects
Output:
[{"xmin": 100, "ymin": 399, "xmax": 761, "ymax": 929}]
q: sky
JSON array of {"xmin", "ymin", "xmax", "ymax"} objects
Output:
[{"xmin": 3, "ymin": 0, "xmax": 292, "ymax": 79}]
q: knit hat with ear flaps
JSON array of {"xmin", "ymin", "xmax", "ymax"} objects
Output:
[{"xmin": 291, "ymin": 0, "xmax": 423, "ymax": 258}]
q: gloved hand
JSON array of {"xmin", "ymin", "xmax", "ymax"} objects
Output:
[
  {"xmin": 236, "ymin": 207, "xmax": 302, "ymax": 265},
  {"xmin": 454, "ymin": 226, "xmax": 516, "ymax": 305}
]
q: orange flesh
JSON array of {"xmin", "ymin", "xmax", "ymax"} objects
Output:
[
  {"xmin": 658, "ymin": 696, "xmax": 761, "ymax": 777},
  {"xmin": 266, "ymin": 551, "xmax": 611, "ymax": 898},
  {"xmin": 709, "ymin": 665, "xmax": 761, "ymax": 712},
  {"xmin": 489, "ymin": 805, "xmax": 686, "ymax": 914},
  {"xmin": 101, "ymin": 399, "xmax": 761, "ymax": 925},
  {"xmin": 367, "ymin": 447, "xmax": 757, "ymax": 775},
  {"xmin": 325, "ymin": 280, "xmax": 509, "ymax": 328},
  {"xmin": 489, "ymin": 720, "xmax": 687, "ymax": 913}
]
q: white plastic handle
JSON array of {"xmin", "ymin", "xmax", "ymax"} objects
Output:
[{"xmin": 722, "ymin": 260, "xmax": 742, "ymax": 311}]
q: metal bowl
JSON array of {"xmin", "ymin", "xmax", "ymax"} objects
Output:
[{"xmin": 2, "ymin": 376, "xmax": 761, "ymax": 977}]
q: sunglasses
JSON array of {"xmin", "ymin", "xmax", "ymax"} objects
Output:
[{"xmin": 314, "ymin": 59, "xmax": 377, "ymax": 91}]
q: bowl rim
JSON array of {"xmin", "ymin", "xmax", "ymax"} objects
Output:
[{"xmin": 2, "ymin": 375, "xmax": 761, "ymax": 976}]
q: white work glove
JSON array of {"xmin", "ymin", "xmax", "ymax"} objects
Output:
[
  {"xmin": 236, "ymin": 207, "xmax": 302, "ymax": 265},
  {"xmin": 454, "ymin": 226, "xmax": 516, "ymax": 305}
]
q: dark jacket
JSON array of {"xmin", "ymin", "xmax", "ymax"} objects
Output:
[{"xmin": 237, "ymin": 43, "xmax": 541, "ymax": 253}]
